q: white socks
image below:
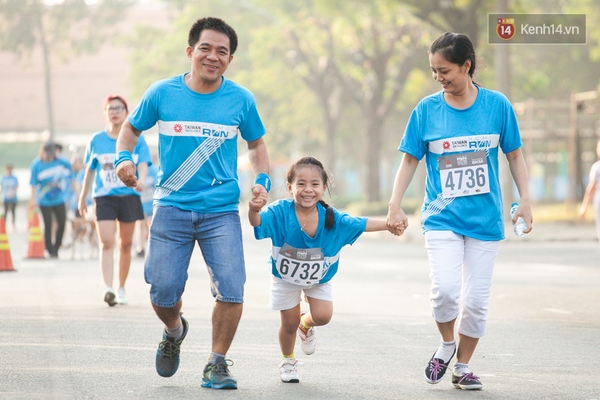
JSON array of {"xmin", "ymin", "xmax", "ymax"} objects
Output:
[
  {"xmin": 453, "ymin": 362, "xmax": 469, "ymax": 377},
  {"xmin": 433, "ymin": 339, "xmax": 456, "ymax": 362}
]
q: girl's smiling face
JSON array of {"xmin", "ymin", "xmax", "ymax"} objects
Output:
[{"xmin": 287, "ymin": 164, "xmax": 327, "ymax": 210}]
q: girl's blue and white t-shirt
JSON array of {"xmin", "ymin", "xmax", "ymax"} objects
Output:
[
  {"xmin": 128, "ymin": 74, "xmax": 266, "ymax": 213},
  {"xmin": 84, "ymin": 130, "xmax": 152, "ymax": 198},
  {"xmin": 400, "ymin": 87, "xmax": 522, "ymax": 241},
  {"xmin": 30, "ymin": 157, "xmax": 72, "ymax": 207},
  {"xmin": 254, "ymin": 199, "xmax": 367, "ymax": 286}
]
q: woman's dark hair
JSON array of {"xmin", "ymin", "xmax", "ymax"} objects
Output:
[
  {"xmin": 286, "ymin": 156, "xmax": 335, "ymax": 230},
  {"xmin": 429, "ymin": 32, "xmax": 476, "ymax": 78},
  {"xmin": 188, "ymin": 17, "xmax": 238, "ymax": 55}
]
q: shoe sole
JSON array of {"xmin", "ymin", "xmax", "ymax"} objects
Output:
[
  {"xmin": 453, "ymin": 383, "xmax": 483, "ymax": 390},
  {"xmin": 281, "ymin": 377, "xmax": 300, "ymax": 383},
  {"xmin": 201, "ymin": 380, "xmax": 237, "ymax": 389},
  {"xmin": 104, "ymin": 292, "xmax": 117, "ymax": 306},
  {"xmin": 424, "ymin": 372, "xmax": 443, "ymax": 384}
]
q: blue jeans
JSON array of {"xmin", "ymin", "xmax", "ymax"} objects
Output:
[{"xmin": 145, "ymin": 206, "xmax": 246, "ymax": 307}]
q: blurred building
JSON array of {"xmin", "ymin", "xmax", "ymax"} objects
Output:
[{"xmin": 0, "ymin": 1, "xmax": 170, "ymax": 148}]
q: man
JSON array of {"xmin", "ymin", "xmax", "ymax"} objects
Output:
[{"xmin": 115, "ymin": 17, "xmax": 270, "ymax": 390}]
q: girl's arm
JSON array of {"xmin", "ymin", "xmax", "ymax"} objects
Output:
[
  {"xmin": 365, "ymin": 218, "xmax": 389, "ymax": 233},
  {"xmin": 248, "ymin": 189, "xmax": 267, "ymax": 227},
  {"xmin": 248, "ymin": 208, "xmax": 261, "ymax": 227}
]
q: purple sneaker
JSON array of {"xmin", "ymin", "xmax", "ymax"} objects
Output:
[
  {"xmin": 452, "ymin": 372, "xmax": 483, "ymax": 390},
  {"xmin": 424, "ymin": 348, "xmax": 456, "ymax": 384}
]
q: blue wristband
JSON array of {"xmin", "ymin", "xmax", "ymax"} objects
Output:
[
  {"xmin": 254, "ymin": 173, "xmax": 271, "ymax": 193},
  {"xmin": 114, "ymin": 150, "xmax": 133, "ymax": 168}
]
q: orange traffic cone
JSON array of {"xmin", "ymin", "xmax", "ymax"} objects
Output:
[
  {"xmin": 26, "ymin": 207, "xmax": 45, "ymax": 259},
  {"xmin": 0, "ymin": 214, "xmax": 16, "ymax": 271}
]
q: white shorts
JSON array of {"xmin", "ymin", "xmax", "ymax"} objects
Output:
[
  {"xmin": 269, "ymin": 276, "xmax": 333, "ymax": 311},
  {"xmin": 425, "ymin": 230, "xmax": 499, "ymax": 339}
]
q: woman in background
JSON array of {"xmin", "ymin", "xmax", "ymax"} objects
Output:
[
  {"xmin": 30, "ymin": 142, "xmax": 72, "ymax": 258},
  {"xmin": 79, "ymin": 95, "xmax": 151, "ymax": 306}
]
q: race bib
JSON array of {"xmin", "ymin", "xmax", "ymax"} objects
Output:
[
  {"xmin": 99, "ymin": 166, "xmax": 126, "ymax": 190},
  {"xmin": 438, "ymin": 151, "xmax": 490, "ymax": 198},
  {"xmin": 276, "ymin": 243, "xmax": 325, "ymax": 286}
]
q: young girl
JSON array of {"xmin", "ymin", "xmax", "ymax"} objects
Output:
[{"xmin": 248, "ymin": 156, "xmax": 403, "ymax": 383}]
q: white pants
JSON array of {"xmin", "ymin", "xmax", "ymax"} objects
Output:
[{"xmin": 425, "ymin": 230, "xmax": 499, "ymax": 339}]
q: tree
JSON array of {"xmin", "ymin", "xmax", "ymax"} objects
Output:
[
  {"xmin": 250, "ymin": 0, "xmax": 434, "ymax": 202},
  {"xmin": 402, "ymin": 0, "xmax": 489, "ymax": 44},
  {"xmin": 0, "ymin": 0, "xmax": 133, "ymax": 140}
]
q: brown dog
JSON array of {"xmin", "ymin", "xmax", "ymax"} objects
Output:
[{"xmin": 70, "ymin": 217, "xmax": 98, "ymax": 260}]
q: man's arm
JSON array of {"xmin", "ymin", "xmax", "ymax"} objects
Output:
[
  {"xmin": 115, "ymin": 120, "xmax": 142, "ymax": 188},
  {"xmin": 247, "ymin": 137, "xmax": 270, "ymax": 222}
]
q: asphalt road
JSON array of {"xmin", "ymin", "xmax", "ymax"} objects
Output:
[{"xmin": 0, "ymin": 213, "xmax": 599, "ymax": 399}]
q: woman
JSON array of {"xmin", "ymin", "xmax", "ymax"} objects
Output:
[
  {"xmin": 79, "ymin": 95, "xmax": 152, "ymax": 306},
  {"xmin": 29, "ymin": 142, "xmax": 72, "ymax": 258},
  {"xmin": 386, "ymin": 32, "xmax": 533, "ymax": 390},
  {"xmin": 579, "ymin": 139, "xmax": 600, "ymax": 240},
  {"xmin": 1, "ymin": 163, "xmax": 19, "ymax": 231}
]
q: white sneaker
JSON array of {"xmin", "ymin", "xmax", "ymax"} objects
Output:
[
  {"xmin": 116, "ymin": 287, "xmax": 128, "ymax": 305},
  {"xmin": 104, "ymin": 287, "xmax": 117, "ymax": 307},
  {"xmin": 278, "ymin": 358, "xmax": 302, "ymax": 383},
  {"xmin": 298, "ymin": 325, "xmax": 316, "ymax": 355}
]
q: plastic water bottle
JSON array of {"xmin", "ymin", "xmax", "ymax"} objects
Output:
[{"xmin": 510, "ymin": 202, "xmax": 528, "ymax": 237}]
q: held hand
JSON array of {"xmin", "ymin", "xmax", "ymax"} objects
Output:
[
  {"xmin": 134, "ymin": 181, "xmax": 145, "ymax": 193},
  {"xmin": 390, "ymin": 221, "xmax": 406, "ymax": 236},
  {"xmin": 116, "ymin": 161, "xmax": 138, "ymax": 188},
  {"xmin": 249, "ymin": 184, "xmax": 268, "ymax": 212},
  {"xmin": 386, "ymin": 207, "xmax": 409, "ymax": 236}
]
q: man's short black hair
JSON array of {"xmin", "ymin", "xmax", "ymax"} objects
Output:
[{"xmin": 188, "ymin": 17, "xmax": 238, "ymax": 55}]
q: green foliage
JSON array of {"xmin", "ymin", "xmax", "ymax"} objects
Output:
[
  {"xmin": 122, "ymin": 0, "xmax": 600, "ymax": 204},
  {"xmin": 0, "ymin": 142, "xmax": 43, "ymax": 169}
]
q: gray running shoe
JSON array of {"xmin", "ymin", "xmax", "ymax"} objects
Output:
[
  {"xmin": 201, "ymin": 359, "xmax": 237, "ymax": 389},
  {"xmin": 155, "ymin": 315, "xmax": 188, "ymax": 377}
]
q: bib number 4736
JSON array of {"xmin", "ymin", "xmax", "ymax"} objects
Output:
[{"xmin": 438, "ymin": 151, "xmax": 490, "ymax": 198}]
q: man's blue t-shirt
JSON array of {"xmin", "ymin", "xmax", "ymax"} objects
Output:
[
  {"xmin": 399, "ymin": 87, "xmax": 522, "ymax": 240},
  {"xmin": 128, "ymin": 74, "xmax": 266, "ymax": 213}
]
